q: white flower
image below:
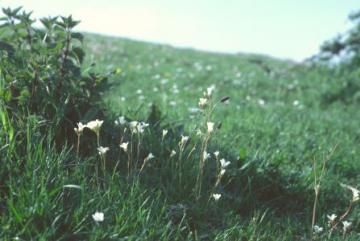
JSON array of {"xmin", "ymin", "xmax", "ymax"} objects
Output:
[
  {"xmin": 207, "ymin": 122, "xmax": 215, "ymax": 133},
  {"xmin": 130, "ymin": 121, "xmax": 138, "ymax": 129},
  {"xmin": 180, "ymin": 135, "xmax": 189, "ymax": 146},
  {"xmin": 214, "ymin": 151, "xmax": 220, "ymax": 158},
  {"xmin": 327, "ymin": 214, "xmax": 337, "ymax": 223},
  {"xmin": 220, "ymin": 169, "xmax": 226, "ymax": 176},
  {"xmin": 212, "ymin": 193, "xmax": 221, "ymax": 201},
  {"xmin": 198, "ymin": 98, "xmax": 208, "ymax": 108},
  {"xmin": 148, "ymin": 153, "xmax": 155, "ymax": 159},
  {"xmin": 160, "ymin": 78, "xmax": 168, "ymax": 85},
  {"xmin": 293, "ymin": 100, "xmax": 300, "ymax": 106},
  {"xmin": 114, "ymin": 116, "xmax": 126, "ymax": 126},
  {"xmin": 341, "ymin": 183, "xmax": 360, "ymax": 202},
  {"xmin": 342, "ymin": 221, "xmax": 352, "ymax": 232},
  {"xmin": 220, "ymin": 159, "xmax": 231, "ymax": 169},
  {"xmin": 130, "ymin": 121, "xmax": 149, "ymax": 134},
  {"xmin": 205, "ymin": 85, "xmax": 215, "ymax": 98},
  {"xmin": 119, "ymin": 142, "xmax": 129, "ymax": 152},
  {"xmin": 74, "ymin": 122, "xmax": 85, "ymax": 135},
  {"xmin": 162, "ymin": 129, "xmax": 168, "ymax": 138},
  {"xmin": 170, "ymin": 150, "xmax": 176, "ymax": 157},
  {"xmin": 145, "ymin": 153, "xmax": 155, "ymax": 161},
  {"xmin": 258, "ymin": 99, "xmax": 265, "ymax": 106},
  {"xmin": 86, "ymin": 119, "xmax": 104, "ymax": 134},
  {"xmin": 97, "ymin": 146, "xmax": 109, "ymax": 156},
  {"xmin": 203, "ymin": 151, "xmax": 210, "ymax": 160},
  {"xmin": 313, "ymin": 225, "xmax": 323, "ymax": 234},
  {"xmin": 136, "ymin": 89, "xmax": 142, "ymax": 95},
  {"xmin": 92, "ymin": 211, "xmax": 104, "ymax": 222},
  {"xmin": 140, "ymin": 153, "xmax": 155, "ymax": 171},
  {"xmin": 138, "ymin": 122, "xmax": 149, "ymax": 133}
]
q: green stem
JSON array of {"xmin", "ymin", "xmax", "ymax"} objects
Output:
[
  {"xmin": 76, "ymin": 134, "xmax": 80, "ymax": 162},
  {"xmin": 96, "ymin": 133, "xmax": 100, "ymax": 147}
]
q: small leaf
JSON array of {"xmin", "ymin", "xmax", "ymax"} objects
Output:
[
  {"xmin": 12, "ymin": 6, "xmax": 23, "ymax": 16},
  {"xmin": 69, "ymin": 19, "xmax": 81, "ymax": 28},
  {"xmin": 71, "ymin": 47, "xmax": 85, "ymax": 64},
  {"xmin": 239, "ymin": 147, "xmax": 247, "ymax": 160},
  {"xmin": 71, "ymin": 32, "xmax": 84, "ymax": 42},
  {"xmin": 0, "ymin": 41, "xmax": 15, "ymax": 54}
]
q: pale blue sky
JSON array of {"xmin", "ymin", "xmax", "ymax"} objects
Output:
[{"xmin": 1, "ymin": 0, "xmax": 359, "ymax": 61}]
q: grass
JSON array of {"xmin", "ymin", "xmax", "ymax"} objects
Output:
[{"xmin": 1, "ymin": 32, "xmax": 360, "ymax": 240}]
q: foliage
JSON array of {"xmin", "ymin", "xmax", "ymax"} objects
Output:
[
  {"xmin": 320, "ymin": 9, "xmax": 360, "ymax": 66},
  {"xmin": 0, "ymin": 7, "xmax": 111, "ymax": 145},
  {"xmin": 315, "ymin": 9, "xmax": 360, "ymax": 105}
]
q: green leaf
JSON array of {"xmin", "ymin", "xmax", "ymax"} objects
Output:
[
  {"xmin": 71, "ymin": 32, "xmax": 84, "ymax": 42},
  {"xmin": 17, "ymin": 88, "xmax": 30, "ymax": 105},
  {"xmin": 71, "ymin": 47, "xmax": 85, "ymax": 64},
  {"xmin": 0, "ymin": 89, "xmax": 12, "ymax": 102},
  {"xmin": 40, "ymin": 16, "xmax": 57, "ymax": 29},
  {"xmin": 11, "ymin": 6, "xmax": 23, "ymax": 16},
  {"xmin": 239, "ymin": 147, "xmax": 247, "ymax": 160},
  {"xmin": 69, "ymin": 19, "xmax": 81, "ymax": 28},
  {"xmin": 7, "ymin": 200, "xmax": 23, "ymax": 223},
  {"xmin": 0, "ymin": 41, "xmax": 14, "ymax": 54},
  {"xmin": 2, "ymin": 7, "xmax": 12, "ymax": 16},
  {"xmin": 56, "ymin": 20, "xmax": 66, "ymax": 29}
]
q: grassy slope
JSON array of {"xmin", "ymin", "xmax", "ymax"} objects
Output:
[
  {"xmin": 85, "ymin": 34, "xmax": 359, "ymax": 188},
  {"xmin": 2, "ymin": 32, "xmax": 360, "ymax": 240},
  {"xmin": 82, "ymin": 34, "xmax": 360, "ymax": 239}
]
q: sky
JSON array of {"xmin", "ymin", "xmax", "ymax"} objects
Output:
[{"xmin": 1, "ymin": 0, "xmax": 359, "ymax": 61}]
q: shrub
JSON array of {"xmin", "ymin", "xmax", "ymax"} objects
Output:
[
  {"xmin": 319, "ymin": 9, "xmax": 360, "ymax": 67},
  {"xmin": 0, "ymin": 7, "xmax": 111, "ymax": 145},
  {"xmin": 316, "ymin": 9, "xmax": 360, "ymax": 105}
]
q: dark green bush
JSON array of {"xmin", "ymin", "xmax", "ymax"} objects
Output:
[
  {"xmin": 0, "ymin": 7, "xmax": 111, "ymax": 145},
  {"xmin": 316, "ymin": 9, "xmax": 360, "ymax": 105},
  {"xmin": 320, "ymin": 9, "xmax": 360, "ymax": 66}
]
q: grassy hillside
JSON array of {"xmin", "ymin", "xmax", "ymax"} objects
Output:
[
  {"xmin": 1, "ymin": 18, "xmax": 360, "ymax": 240},
  {"xmin": 85, "ymin": 33, "xmax": 360, "ymax": 189},
  {"xmin": 81, "ymin": 34, "xmax": 360, "ymax": 239}
]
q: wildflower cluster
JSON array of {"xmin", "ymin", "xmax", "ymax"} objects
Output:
[
  {"xmin": 70, "ymin": 84, "xmax": 234, "ymax": 231},
  {"xmin": 198, "ymin": 85, "xmax": 215, "ymax": 109},
  {"xmin": 129, "ymin": 121, "xmax": 149, "ymax": 134},
  {"xmin": 195, "ymin": 85, "xmax": 231, "ymax": 200},
  {"xmin": 211, "ymin": 150, "xmax": 231, "ymax": 202},
  {"xmin": 312, "ymin": 184, "xmax": 360, "ymax": 239}
]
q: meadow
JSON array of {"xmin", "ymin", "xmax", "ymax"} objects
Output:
[{"xmin": 1, "ymin": 7, "xmax": 360, "ymax": 240}]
